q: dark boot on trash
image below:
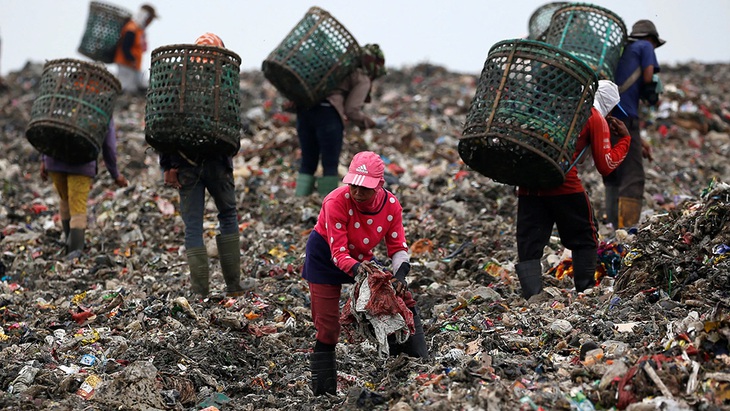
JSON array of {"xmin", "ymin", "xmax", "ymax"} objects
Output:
[
  {"xmin": 317, "ymin": 175, "xmax": 340, "ymax": 197},
  {"xmin": 65, "ymin": 228, "xmax": 85, "ymax": 259},
  {"xmin": 310, "ymin": 351, "xmax": 337, "ymax": 396},
  {"xmin": 402, "ymin": 306, "xmax": 429, "ymax": 358},
  {"xmin": 216, "ymin": 233, "xmax": 244, "ymax": 297},
  {"xmin": 516, "ymin": 260, "xmax": 543, "ymax": 300},
  {"xmin": 186, "ymin": 247, "xmax": 209, "ymax": 296},
  {"xmin": 295, "ymin": 173, "xmax": 315, "ymax": 197},
  {"xmin": 61, "ymin": 219, "xmax": 71, "ymax": 242},
  {"xmin": 618, "ymin": 196, "xmax": 642, "ymax": 229},
  {"xmin": 572, "ymin": 248, "xmax": 598, "ymax": 293}
]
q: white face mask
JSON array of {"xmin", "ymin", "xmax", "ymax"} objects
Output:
[{"xmin": 593, "ymin": 80, "xmax": 621, "ymax": 117}]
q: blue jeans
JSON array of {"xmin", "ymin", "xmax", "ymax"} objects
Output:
[
  {"xmin": 296, "ymin": 103, "xmax": 344, "ymax": 176},
  {"xmin": 177, "ymin": 160, "xmax": 238, "ymax": 248}
]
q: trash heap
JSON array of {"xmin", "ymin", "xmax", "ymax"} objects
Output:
[{"xmin": 0, "ymin": 60, "xmax": 729, "ymax": 410}]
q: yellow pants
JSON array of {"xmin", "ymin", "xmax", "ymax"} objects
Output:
[{"xmin": 49, "ymin": 172, "xmax": 92, "ymax": 229}]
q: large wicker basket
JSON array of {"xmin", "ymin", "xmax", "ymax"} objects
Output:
[
  {"xmin": 527, "ymin": 2, "xmax": 570, "ymax": 42},
  {"xmin": 25, "ymin": 59, "xmax": 121, "ymax": 164},
  {"xmin": 262, "ymin": 6, "xmax": 361, "ymax": 110},
  {"xmin": 77, "ymin": 1, "xmax": 132, "ymax": 63},
  {"xmin": 544, "ymin": 3, "xmax": 627, "ymax": 80},
  {"xmin": 458, "ymin": 39, "xmax": 598, "ymax": 189},
  {"xmin": 145, "ymin": 44, "xmax": 242, "ymax": 157}
]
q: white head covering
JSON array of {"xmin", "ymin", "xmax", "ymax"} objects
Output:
[
  {"xmin": 133, "ymin": 9, "xmax": 152, "ymax": 27},
  {"xmin": 593, "ymin": 80, "xmax": 621, "ymax": 117}
]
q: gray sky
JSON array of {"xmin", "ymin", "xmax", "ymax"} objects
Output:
[{"xmin": 2, "ymin": 0, "xmax": 729, "ymax": 76}]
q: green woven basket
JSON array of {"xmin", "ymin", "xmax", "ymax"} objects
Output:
[
  {"xmin": 544, "ymin": 3, "xmax": 627, "ymax": 80},
  {"xmin": 458, "ymin": 39, "xmax": 598, "ymax": 189},
  {"xmin": 527, "ymin": 2, "xmax": 570, "ymax": 42},
  {"xmin": 25, "ymin": 59, "xmax": 121, "ymax": 164},
  {"xmin": 77, "ymin": 1, "xmax": 132, "ymax": 64},
  {"xmin": 145, "ymin": 44, "xmax": 242, "ymax": 157},
  {"xmin": 262, "ymin": 6, "xmax": 361, "ymax": 109}
]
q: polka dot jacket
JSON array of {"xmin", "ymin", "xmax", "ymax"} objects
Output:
[{"xmin": 302, "ymin": 185, "xmax": 408, "ymax": 284}]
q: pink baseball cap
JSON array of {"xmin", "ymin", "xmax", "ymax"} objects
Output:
[{"xmin": 342, "ymin": 151, "xmax": 384, "ymax": 189}]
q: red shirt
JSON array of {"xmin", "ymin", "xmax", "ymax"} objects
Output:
[
  {"xmin": 518, "ymin": 108, "xmax": 631, "ymax": 196},
  {"xmin": 313, "ymin": 186, "xmax": 408, "ymax": 275}
]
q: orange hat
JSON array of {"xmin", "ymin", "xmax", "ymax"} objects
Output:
[{"xmin": 195, "ymin": 33, "xmax": 225, "ymax": 47}]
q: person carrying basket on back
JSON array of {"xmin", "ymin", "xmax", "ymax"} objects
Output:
[
  {"xmin": 114, "ymin": 4, "xmax": 158, "ymax": 94},
  {"xmin": 294, "ymin": 44, "xmax": 386, "ymax": 197},
  {"xmin": 515, "ymin": 80, "xmax": 632, "ymax": 301}
]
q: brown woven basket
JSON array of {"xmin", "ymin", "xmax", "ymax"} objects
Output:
[
  {"xmin": 26, "ymin": 59, "xmax": 121, "ymax": 164},
  {"xmin": 459, "ymin": 39, "xmax": 598, "ymax": 189},
  {"xmin": 262, "ymin": 7, "xmax": 361, "ymax": 109},
  {"xmin": 145, "ymin": 44, "xmax": 242, "ymax": 157}
]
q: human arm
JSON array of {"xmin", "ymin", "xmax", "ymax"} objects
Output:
[
  {"xmin": 343, "ymin": 70, "xmax": 376, "ymax": 129},
  {"xmin": 586, "ymin": 110, "xmax": 631, "ymax": 176},
  {"xmin": 40, "ymin": 156, "xmax": 48, "ymax": 181},
  {"xmin": 321, "ymin": 198, "xmax": 361, "ymax": 276},
  {"xmin": 100, "ymin": 119, "xmax": 127, "ymax": 187}
]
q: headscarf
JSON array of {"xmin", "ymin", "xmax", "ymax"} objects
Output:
[
  {"xmin": 593, "ymin": 80, "xmax": 621, "ymax": 117},
  {"xmin": 361, "ymin": 44, "xmax": 386, "ymax": 79},
  {"xmin": 195, "ymin": 32, "xmax": 225, "ymax": 47}
]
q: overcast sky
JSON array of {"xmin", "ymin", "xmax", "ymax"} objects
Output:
[{"xmin": 2, "ymin": 0, "xmax": 729, "ymax": 77}]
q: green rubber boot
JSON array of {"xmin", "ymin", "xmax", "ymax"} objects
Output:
[
  {"xmin": 295, "ymin": 173, "xmax": 315, "ymax": 197},
  {"xmin": 186, "ymin": 247, "xmax": 209, "ymax": 296},
  {"xmin": 216, "ymin": 233, "xmax": 244, "ymax": 296},
  {"xmin": 317, "ymin": 175, "xmax": 340, "ymax": 196}
]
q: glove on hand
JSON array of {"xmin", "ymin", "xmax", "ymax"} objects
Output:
[{"xmin": 640, "ymin": 82, "xmax": 659, "ymax": 106}]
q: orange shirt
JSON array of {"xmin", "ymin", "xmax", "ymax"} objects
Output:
[{"xmin": 114, "ymin": 20, "xmax": 145, "ymax": 70}]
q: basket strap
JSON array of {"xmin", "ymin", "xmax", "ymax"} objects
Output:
[
  {"xmin": 618, "ymin": 67, "xmax": 641, "ymax": 94},
  {"xmin": 565, "ymin": 144, "xmax": 590, "ymax": 174}
]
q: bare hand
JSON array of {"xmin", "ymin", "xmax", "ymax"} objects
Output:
[
  {"xmin": 607, "ymin": 116, "xmax": 629, "ymax": 137},
  {"xmin": 641, "ymin": 140, "xmax": 653, "ymax": 162},
  {"xmin": 40, "ymin": 162, "xmax": 48, "ymax": 181},
  {"xmin": 115, "ymin": 174, "xmax": 129, "ymax": 187},
  {"xmin": 164, "ymin": 169, "xmax": 181, "ymax": 189}
]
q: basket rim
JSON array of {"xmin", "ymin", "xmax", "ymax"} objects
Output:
[
  {"xmin": 150, "ymin": 43, "xmax": 242, "ymax": 65},
  {"xmin": 488, "ymin": 38, "xmax": 598, "ymax": 79},
  {"xmin": 551, "ymin": 2, "xmax": 628, "ymax": 33},
  {"xmin": 41, "ymin": 58, "xmax": 122, "ymax": 92},
  {"xmin": 89, "ymin": 1, "xmax": 132, "ymax": 16}
]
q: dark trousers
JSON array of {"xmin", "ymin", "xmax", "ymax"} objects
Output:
[
  {"xmin": 517, "ymin": 192, "xmax": 599, "ymax": 262},
  {"xmin": 296, "ymin": 104, "xmax": 344, "ymax": 176},
  {"xmin": 602, "ymin": 117, "xmax": 645, "ymax": 199}
]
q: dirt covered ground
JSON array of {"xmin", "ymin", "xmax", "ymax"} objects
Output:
[{"xmin": 0, "ymin": 61, "xmax": 729, "ymax": 410}]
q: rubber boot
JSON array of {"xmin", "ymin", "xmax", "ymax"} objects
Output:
[
  {"xmin": 515, "ymin": 260, "xmax": 543, "ymax": 300},
  {"xmin": 396, "ymin": 306, "xmax": 429, "ymax": 358},
  {"xmin": 66, "ymin": 228, "xmax": 85, "ymax": 259},
  {"xmin": 61, "ymin": 219, "xmax": 71, "ymax": 242},
  {"xmin": 572, "ymin": 248, "xmax": 598, "ymax": 293},
  {"xmin": 295, "ymin": 173, "xmax": 316, "ymax": 197},
  {"xmin": 216, "ymin": 233, "xmax": 244, "ymax": 297},
  {"xmin": 604, "ymin": 185, "xmax": 619, "ymax": 229},
  {"xmin": 317, "ymin": 175, "xmax": 340, "ymax": 196},
  {"xmin": 310, "ymin": 351, "xmax": 337, "ymax": 396},
  {"xmin": 186, "ymin": 247, "xmax": 210, "ymax": 296},
  {"xmin": 618, "ymin": 197, "xmax": 642, "ymax": 229}
]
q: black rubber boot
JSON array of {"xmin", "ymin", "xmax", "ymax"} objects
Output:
[
  {"xmin": 66, "ymin": 228, "xmax": 85, "ymax": 259},
  {"xmin": 515, "ymin": 260, "xmax": 543, "ymax": 299},
  {"xmin": 572, "ymin": 248, "xmax": 598, "ymax": 293},
  {"xmin": 604, "ymin": 185, "xmax": 619, "ymax": 229},
  {"xmin": 61, "ymin": 219, "xmax": 71, "ymax": 242},
  {"xmin": 310, "ymin": 351, "xmax": 337, "ymax": 396}
]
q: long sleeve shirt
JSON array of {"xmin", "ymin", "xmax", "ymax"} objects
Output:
[
  {"xmin": 326, "ymin": 68, "xmax": 373, "ymax": 127},
  {"xmin": 302, "ymin": 186, "xmax": 409, "ymax": 284},
  {"xmin": 518, "ymin": 108, "xmax": 630, "ymax": 196}
]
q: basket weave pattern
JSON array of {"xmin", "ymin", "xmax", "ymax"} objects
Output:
[
  {"xmin": 544, "ymin": 3, "xmax": 627, "ymax": 80},
  {"xmin": 527, "ymin": 2, "xmax": 570, "ymax": 42},
  {"xmin": 26, "ymin": 59, "xmax": 121, "ymax": 164},
  {"xmin": 78, "ymin": 1, "xmax": 132, "ymax": 64},
  {"xmin": 145, "ymin": 44, "xmax": 242, "ymax": 157},
  {"xmin": 459, "ymin": 40, "xmax": 597, "ymax": 189},
  {"xmin": 262, "ymin": 7, "xmax": 361, "ymax": 109}
]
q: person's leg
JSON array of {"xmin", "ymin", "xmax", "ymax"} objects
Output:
[
  {"xmin": 315, "ymin": 106, "xmax": 344, "ymax": 196},
  {"xmin": 553, "ymin": 192, "xmax": 600, "ymax": 293},
  {"xmin": 49, "ymin": 172, "xmax": 71, "ymax": 244},
  {"xmin": 295, "ymin": 108, "xmax": 319, "ymax": 196},
  {"xmin": 618, "ymin": 117, "xmax": 645, "ymax": 228},
  {"xmin": 308, "ymin": 282, "xmax": 341, "ymax": 395},
  {"xmin": 390, "ymin": 291, "xmax": 429, "ymax": 358},
  {"xmin": 66, "ymin": 174, "xmax": 92, "ymax": 256},
  {"xmin": 516, "ymin": 195, "xmax": 553, "ymax": 299},
  {"xmin": 204, "ymin": 161, "xmax": 243, "ymax": 295},
  {"xmin": 178, "ymin": 166, "xmax": 209, "ymax": 294}
]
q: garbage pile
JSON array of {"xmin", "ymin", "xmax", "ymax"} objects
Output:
[{"xmin": 0, "ymin": 60, "xmax": 729, "ymax": 410}]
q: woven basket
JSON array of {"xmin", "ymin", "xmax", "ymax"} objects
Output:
[
  {"xmin": 527, "ymin": 2, "xmax": 570, "ymax": 42},
  {"xmin": 77, "ymin": 1, "xmax": 132, "ymax": 63},
  {"xmin": 262, "ymin": 6, "xmax": 361, "ymax": 109},
  {"xmin": 25, "ymin": 59, "xmax": 121, "ymax": 164},
  {"xmin": 145, "ymin": 44, "xmax": 242, "ymax": 157},
  {"xmin": 544, "ymin": 3, "xmax": 627, "ymax": 80},
  {"xmin": 458, "ymin": 39, "xmax": 598, "ymax": 189}
]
